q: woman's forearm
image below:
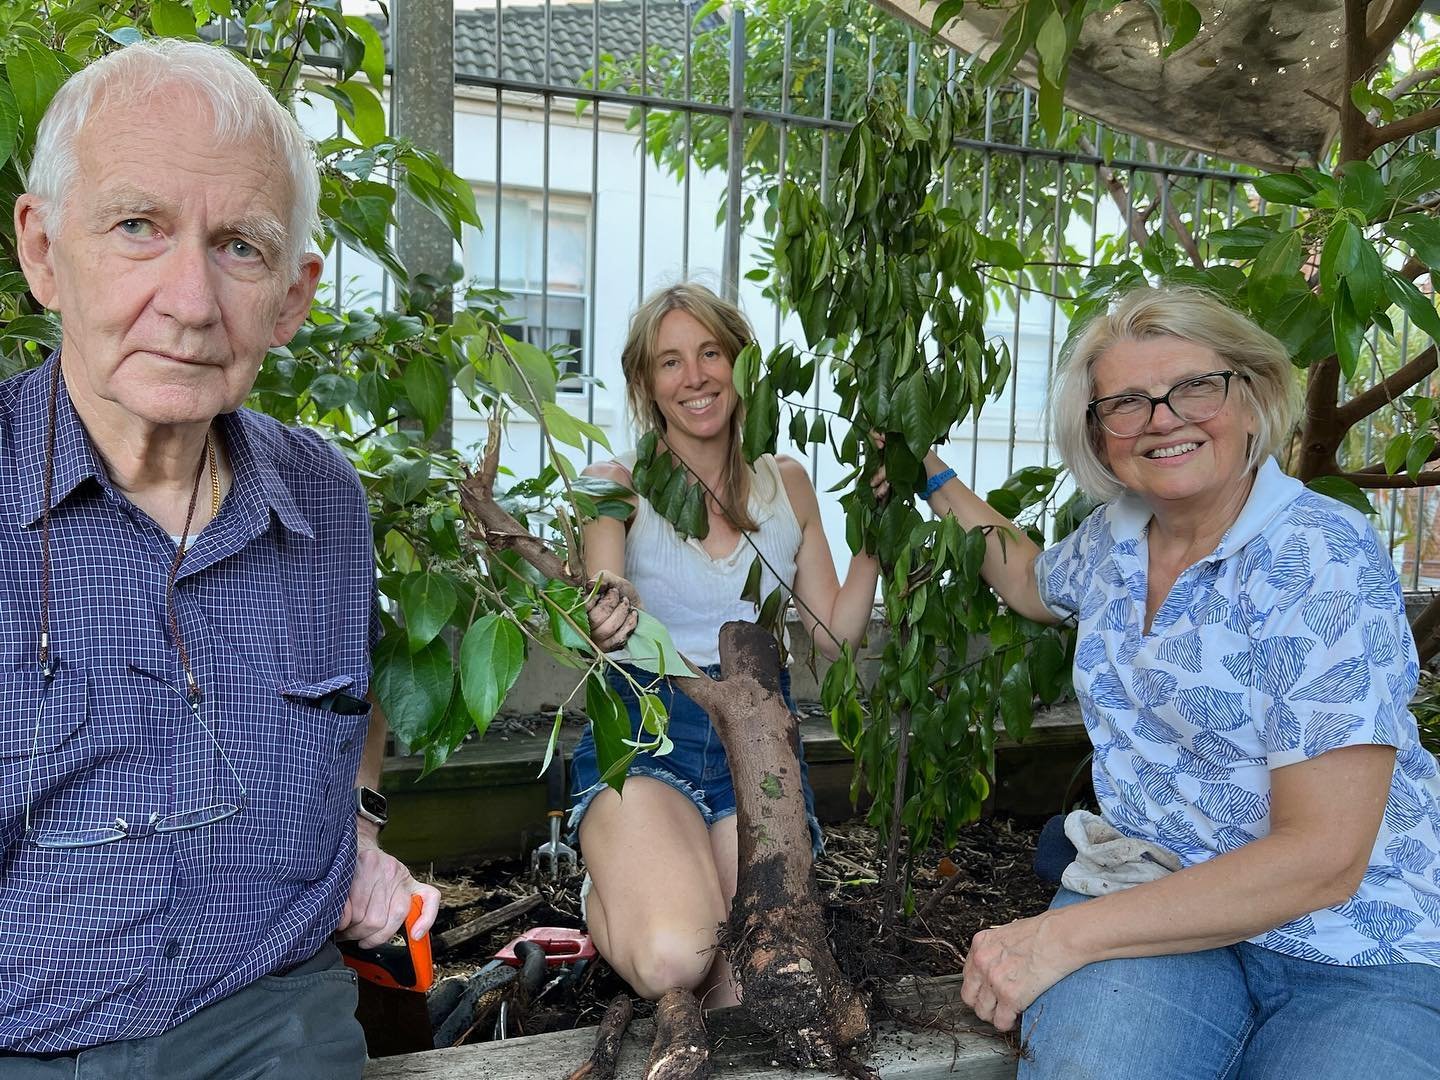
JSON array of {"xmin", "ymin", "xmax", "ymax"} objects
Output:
[
  {"xmin": 922, "ymin": 453, "xmax": 1054, "ymax": 623},
  {"xmin": 814, "ymin": 549, "xmax": 881, "ymax": 658},
  {"xmin": 1046, "ymin": 829, "xmax": 1364, "ymax": 969}
]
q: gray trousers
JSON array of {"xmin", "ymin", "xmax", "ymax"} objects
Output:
[{"xmin": 0, "ymin": 944, "xmax": 367, "ymax": 1079}]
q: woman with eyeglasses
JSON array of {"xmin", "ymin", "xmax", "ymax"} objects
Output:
[{"xmin": 924, "ymin": 286, "xmax": 1440, "ymax": 1078}]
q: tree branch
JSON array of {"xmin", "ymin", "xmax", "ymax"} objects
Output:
[
  {"xmin": 1341, "ymin": 0, "xmax": 1378, "ymax": 163},
  {"xmin": 1078, "ymin": 134, "xmax": 1151, "ymax": 251},
  {"xmin": 1335, "ymin": 468, "xmax": 1440, "ymax": 487},
  {"xmin": 1385, "ymin": 64, "xmax": 1440, "ymax": 103},
  {"xmin": 1352, "ymin": 441, "xmax": 1440, "ymax": 474},
  {"xmin": 1367, "ymin": 105, "xmax": 1440, "ymax": 154},
  {"xmin": 1146, "ymin": 143, "xmax": 1205, "ymax": 268},
  {"xmin": 1335, "ymin": 343, "xmax": 1438, "ymax": 427},
  {"xmin": 1366, "ymin": 0, "xmax": 1424, "ymax": 68}
]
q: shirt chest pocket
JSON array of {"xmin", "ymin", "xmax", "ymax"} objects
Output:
[
  {"xmin": 0, "ymin": 665, "xmax": 91, "ymax": 852},
  {"xmin": 251, "ymin": 677, "xmax": 371, "ymax": 882}
]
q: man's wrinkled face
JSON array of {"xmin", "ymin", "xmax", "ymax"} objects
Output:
[{"xmin": 16, "ymin": 87, "xmax": 320, "ymax": 430}]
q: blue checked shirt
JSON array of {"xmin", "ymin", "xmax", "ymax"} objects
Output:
[{"xmin": 0, "ymin": 355, "xmax": 376, "ymax": 1053}]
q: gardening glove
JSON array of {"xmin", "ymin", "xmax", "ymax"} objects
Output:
[
  {"xmin": 1060, "ymin": 809, "xmax": 1182, "ymax": 896},
  {"xmin": 585, "ymin": 571, "xmax": 640, "ymax": 653}
]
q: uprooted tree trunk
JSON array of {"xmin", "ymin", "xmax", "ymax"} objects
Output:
[{"xmin": 458, "ymin": 458, "xmax": 872, "ymax": 1077}]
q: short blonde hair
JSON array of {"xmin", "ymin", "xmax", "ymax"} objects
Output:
[
  {"xmin": 620, "ymin": 282, "xmax": 759, "ymax": 531},
  {"xmin": 1051, "ymin": 286, "xmax": 1298, "ymax": 502}
]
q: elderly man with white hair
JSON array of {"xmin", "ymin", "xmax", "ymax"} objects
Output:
[{"xmin": 0, "ymin": 39, "xmax": 439, "ymax": 1074}]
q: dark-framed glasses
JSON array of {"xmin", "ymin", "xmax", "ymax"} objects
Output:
[
  {"xmin": 24, "ymin": 669, "xmax": 248, "ymax": 849},
  {"xmin": 1088, "ymin": 369, "xmax": 1249, "ymax": 438}
]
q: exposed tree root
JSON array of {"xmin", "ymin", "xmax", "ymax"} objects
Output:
[
  {"xmin": 566, "ymin": 994, "xmax": 634, "ymax": 1080},
  {"xmin": 644, "ymin": 989, "xmax": 712, "ymax": 1080}
]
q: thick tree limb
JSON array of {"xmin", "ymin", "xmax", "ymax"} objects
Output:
[
  {"xmin": 1410, "ymin": 595, "xmax": 1440, "ymax": 667},
  {"xmin": 1296, "ymin": 356, "xmax": 1345, "ymax": 481},
  {"xmin": 568, "ymin": 995, "xmax": 634, "ymax": 1080},
  {"xmin": 1342, "ymin": 0, "xmax": 1378, "ymax": 163},
  {"xmin": 1335, "ymin": 344, "xmax": 1438, "ymax": 428}
]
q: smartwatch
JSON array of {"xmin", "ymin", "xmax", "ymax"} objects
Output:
[{"xmin": 355, "ymin": 786, "xmax": 389, "ymax": 830}]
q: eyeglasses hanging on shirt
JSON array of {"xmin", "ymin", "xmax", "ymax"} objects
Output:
[{"xmin": 23, "ymin": 360, "xmax": 248, "ymax": 849}]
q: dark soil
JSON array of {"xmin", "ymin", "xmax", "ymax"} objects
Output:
[{"xmin": 416, "ymin": 814, "xmax": 1055, "ymax": 1044}]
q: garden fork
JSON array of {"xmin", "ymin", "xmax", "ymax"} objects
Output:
[{"xmin": 531, "ymin": 752, "xmax": 578, "ymax": 879}]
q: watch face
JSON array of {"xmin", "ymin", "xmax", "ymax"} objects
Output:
[{"xmin": 357, "ymin": 787, "xmax": 388, "ymax": 821}]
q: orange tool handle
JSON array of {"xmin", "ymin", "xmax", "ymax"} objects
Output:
[{"xmin": 339, "ymin": 894, "xmax": 434, "ymax": 993}]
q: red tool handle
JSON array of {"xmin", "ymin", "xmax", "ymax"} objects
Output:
[
  {"xmin": 339, "ymin": 894, "xmax": 434, "ymax": 993},
  {"xmin": 495, "ymin": 926, "xmax": 596, "ymax": 967}
]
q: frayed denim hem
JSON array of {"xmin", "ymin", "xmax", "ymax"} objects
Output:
[{"xmin": 566, "ymin": 762, "xmax": 716, "ymax": 846}]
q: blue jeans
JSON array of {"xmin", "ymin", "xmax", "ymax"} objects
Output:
[
  {"xmin": 1018, "ymin": 889, "xmax": 1440, "ymax": 1079},
  {"xmin": 569, "ymin": 664, "xmax": 824, "ymax": 857}
]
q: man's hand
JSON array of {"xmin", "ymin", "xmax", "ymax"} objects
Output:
[
  {"xmin": 337, "ymin": 820, "xmax": 441, "ymax": 949},
  {"xmin": 586, "ymin": 571, "xmax": 640, "ymax": 653},
  {"xmin": 960, "ymin": 911, "xmax": 1081, "ymax": 1032}
]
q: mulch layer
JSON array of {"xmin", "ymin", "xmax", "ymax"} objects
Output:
[{"xmin": 415, "ymin": 814, "xmax": 1055, "ymax": 1041}]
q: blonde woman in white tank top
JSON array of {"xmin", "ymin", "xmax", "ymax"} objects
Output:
[{"xmin": 572, "ymin": 284, "xmax": 884, "ymax": 1008}]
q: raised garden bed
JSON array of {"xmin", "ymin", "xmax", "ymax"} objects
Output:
[{"xmin": 363, "ymin": 976, "xmax": 1017, "ymax": 1079}]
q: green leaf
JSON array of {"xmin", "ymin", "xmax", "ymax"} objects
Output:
[
  {"xmin": 1034, "ymin": 7, "xmax": 1068, "ymax": 83},
  {"xmin": 627, "ymin": 611, "xmax": 691, "ymax": 677},
  {"xmin": 344, "ymin": 14, "xmax": 388, "ymax": 89},
  {"xmin": 544, "ymin": 582, "xmax": 590, "ymax": 650},
  {"xmin": 1407, "ymin": 433, "xmax": 1436, "ymax": 480},
  {"xmin": 1252, "ymin": 172, "xmax": 1316, "ymax": 207},
  {"xmin": 1385, "ymin": 215, "xmax": 1440, "ymax": 268},
  {"xmin": 6, "ymin": 40, "xmax": 68, "ymax": 141},
  {"xmin": 341, "ymin": 80, "xmax": 387, "ymax": 144},
  {"xmin": 998, "ymin": 658, "xmax": 1033, "ymax": 741},
  {"xmin": 1247, "ymin": 231, "xmax": 1303, "ymax": 312},
  {"xmin": 459, "ymin": 614, "xmax": 526, "ymax": 738},
  {"xmin": 585, "ymin": 672, "xmax": 633, "ymax": 794},
  {"xmin": 1305, "ymin": 475, "xmax": 1376, "ymax": 516},
  {"xmin": 1331, "ymin": 286, "xmax": 1367, "ymax": 380},
  {"xmin": 306, "ymin": 372, "xmax": 357, "ymax": 413},
  {"xmin": 1161, "ymin": 0, "xmax": 1202, "ymax": 54},
  {"xmin": 1338, "ymin": 160, "xmax": 1386, "ymax": 219},
  {"xmin": 1029, "ymin": 634, "xmax": 1068, "ymax": 703},
  {"xmin": 372, "ymin": 633, "xmax": 454, "ymax": 745},
  {"xmin": 542, "ymin": 399, "xmax": 611, "ymax": 452},
  {"xmin": 899, "ymin": 371, "xmax": 936, "ymax": 451},
  {"xmin": 678, "ymin": 481, "xmax": 708, "ymax": 540},
  {"xmin": 150, "ymin": 0, "xmax": 197, "ymax": 36},
  {"xmin": 1386, "ymin": 432, "xmax": 1413, "ymax": 476},
  {"xmin": 1384, "ymin": 271, "xmax": 1440, "ymax": 345},
  {"xmin": 0, "ymin": 80, "xmax": 19, "ymax": 170},
  {"xmin": 402, "ymin": 355, "xmax": 448, "ymax": 438},
  {"xmin": 399, "ymin": 571, "xmax": 458, "ymax": 651}
]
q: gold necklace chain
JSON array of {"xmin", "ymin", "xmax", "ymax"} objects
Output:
[{"xmin": 207, "ymin": 433, "xmax": 221, "ymax": 520}]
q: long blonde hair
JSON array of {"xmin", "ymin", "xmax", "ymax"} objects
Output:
[{"xmin": 621, "ymin": 283, "xmax": 759, "ymax": 532}]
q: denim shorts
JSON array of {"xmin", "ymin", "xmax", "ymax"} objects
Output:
[
  {"xmin": 568, "ymin": 663, "xmax": 824, "ymax": 858},
  {"xmin": 1017, "ymin": 888, "xmax": 1440, "ymax": 1079}
]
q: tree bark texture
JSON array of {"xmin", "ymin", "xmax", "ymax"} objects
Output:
[
  {"xmin": 567, "ymin": 994, "xmax": 634, "ymax": 1080},
  {"xmin": 698, "ymin": 622, "xmax": 872, "ymax": 1072},
  {"xmin": 644, "ymin": 990, "xmax": 712, "ymax": 1080}
]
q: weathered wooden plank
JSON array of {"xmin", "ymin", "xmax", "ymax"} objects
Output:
[{"xmin": 364, "ymin": 976, "xmax": 1019, "ymax": 1080}]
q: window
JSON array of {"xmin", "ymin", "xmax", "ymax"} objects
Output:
[{"xmin": 465, "ymin": 188, "xmax": 591, "ymax": 393}]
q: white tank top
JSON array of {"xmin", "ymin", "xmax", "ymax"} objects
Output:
[{"xmin": 617, "ymin": 452, "xmax": 803, "ymax": 667}]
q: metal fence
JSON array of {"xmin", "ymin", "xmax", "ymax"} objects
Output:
[{"xmin": 282, "ymin": 0, "xmax": 1437, "ymax": 589}]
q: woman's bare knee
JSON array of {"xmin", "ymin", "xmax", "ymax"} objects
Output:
[{"xmin": 624, "ymin": 927, "xmax": 719, "ymax": 999}]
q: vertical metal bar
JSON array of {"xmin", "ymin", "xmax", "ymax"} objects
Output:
[
  {"xmin": 682, "ymin": 4, "xmax": 694, "ymax": 277},
  {"xmin": 1007, "ymin": 153, "xmax": 1027, "ymax": 476},
  {"xmin": 721, "ymin": 8, "xmax": 745, "ymax": 300},
  {"xmin": 1041, "ymin": 158, "xmax": 1064, "ymax": 497},
  {"xmin": 585, "ymin": 0, "xmax": 600, "ymax": 459},
  {"xmin": 820, "ymin": 28, "xmax": 836, "ymax": 203},
  {"xmin": 333, "ymin": 110, "xmax": 344, "ymax": 313},
  {"xmin": 906, "ymin": 41, "xmax": 918, "ymax": 115},
  {"xmin": 493, "ymin": 0, "xmax": 503, "ymax": 289},
  {"xmin": 867, "ymin": 33, "xmax": 876, "ymax": 92},
  {"xmin": 773, "ymin": 17, "xmax": 793, "ymax": 345},
  {"xmin": 637, "ymin": 0, "xmax": 650, "ymax": 302},
  {"xmin": 970, "ymin": 86, "xmax": 995, "ymax": 488},
  {"xmin": 941, "ymin": 50, "xmax": 956, "ymax": 207}
]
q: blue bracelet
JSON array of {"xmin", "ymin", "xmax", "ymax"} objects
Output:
[{"xmin": 922, "ymin": 467, "xmax": 955, "ymax": 500}]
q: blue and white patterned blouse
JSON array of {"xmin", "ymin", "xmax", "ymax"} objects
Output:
[{"xmin": 1038, "ymin": 457, "xmax": 1440, "ymax": 967}]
